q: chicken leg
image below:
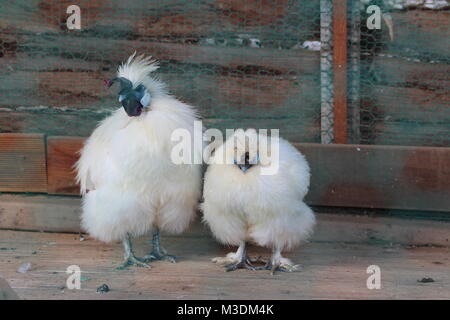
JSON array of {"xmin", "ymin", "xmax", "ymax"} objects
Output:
[
  {"xmin": 257, "ymin": 246, "xmax": 301, "ymax": 275},
  {"xmin": 212, "ymin": 241, "xmax": 257, "ymax": 271},
  {"xmin": 117, "ymin": 233, "xmax": 151, "ymax": 270},
  {"xmin": 143, "ymin": 229, "xmax": 176, "ymax": 263}
]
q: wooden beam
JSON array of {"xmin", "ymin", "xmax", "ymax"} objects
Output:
[
  {"xmin": 43, "ymin": 137, "xmax": 450, "ymax": 212},
  {"xmin": 298, "ymin": 143, "xmax": 450, "ymax": 212},
  {"xmin": 0, "ymin": 194, "xmax": 81, "ymax": 233},
  {"xmin": 1, "ymin": 194, "xmax": 449, "ymax": 247},
  {"xmin": 0, "ymin": 133, "xmax": 47, "ymax": 192},
  {"xmin": 2, "ymin": 134, "xmax": 450, "ymax": 212},
  {"xmin": 332, "ymin": 0, "xmax": 348, "ymax": 143}
]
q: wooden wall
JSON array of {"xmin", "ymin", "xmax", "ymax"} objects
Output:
[
  {"xmin": 0, "ymin": 2, "xmax": 448, "ymax": 214},
  {"xmin": 0, "ymin": 2, "xmax": 448, "ymax": 147},
  {"xmin": 359, "ymin": 9, "xmax": 450, "ymax": 147},
  {"xmin": 0, "ymin": 0, "xmax": 321, "ymax": 143},
  {"xmin": 1, "ymin": 133, "xmax": 449, "ymax": 212}
]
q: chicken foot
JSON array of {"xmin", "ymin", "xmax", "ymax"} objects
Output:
[
  {"xmin": 256, "ymin": 246, "xmax": 301, "ymax": 275},
  {"xmin": 212, "ymin": 241, "xmax": 258, "ymax": 272},
  {"xmin": 117, "ymin": 233, "xmax": 151, "ymax": 270},
  {"xmin": 143, "ymin": 229, "xmax": 177, "ymax": 263}
]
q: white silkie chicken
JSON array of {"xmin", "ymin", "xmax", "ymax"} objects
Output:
[
  {"xmin": 201, "ymin": 129, "xmax": 315, "ymax": 274},
  {"xmin": 76, "ymin": 53, "xmax": 202, "ymax": 269}
]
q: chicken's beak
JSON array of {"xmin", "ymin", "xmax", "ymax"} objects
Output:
[
  {"xmin": 122, "ymin": 97, "xmax": 143, "ymax": 117},
  {"xmin": 235, "ymin": 152, "xmax": 254, "ymax": 173},
  {"xmin": 238, "ymin": 164, "xmax": 251, "ymax": 173}
]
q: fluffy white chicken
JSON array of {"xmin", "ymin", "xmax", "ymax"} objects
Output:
[
  {"xmin": 76, "ymin": 53, "xmax": 202, "ymax": 269},
  {"xmin": 201, "ymin": 129, "xmax": 315, "ymax": 274}
]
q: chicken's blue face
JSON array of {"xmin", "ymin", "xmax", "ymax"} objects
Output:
[{"xmin": 106, "ymin": 77, "xmax": 151, "ymax": 117}]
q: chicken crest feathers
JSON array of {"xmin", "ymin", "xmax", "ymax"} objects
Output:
[{"xmin": 117, "ymin": 52, "xmax": 167, "ymax": 97}]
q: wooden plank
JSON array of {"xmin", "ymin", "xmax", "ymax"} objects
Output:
[
  {"xmin": 332, "ymin": 0, "xmax": 348, "ymax": 143},
  {"xmin": 298, "ymin": 143, "xmax": 450, "ymax": 212},
  {"xmin": 0, "ymin": 0, "xmax": 109, "ymax": 33},
  {"xmin": 1, "ymin": 194, "xmax": 450, "ymax": 246},
  {"xmin": 386, "ymin": 10, "xmax": 450, "ymax": 61},
  {"xmin": 162, "ymin": 74, "xmax": 320, "ymax": 119},
  {"xmin": 371, "ymin": 56, "xmax": 450, "ymax": 89},
  {"xmin": 363, "ymin": 85, "xmax": 449, "ymax": 122},
  {"xmin": 0, "ymin": 71, "xmax": 108, "ymax": 108},
  {"xmin": 0, "ymin": 111, "xmax": 320, "ymax": 142},
  {"xmin": 1, "ymin": 32, "xmax": 320, "ymax": 76},
  {"xmin": 0, "ymin": 110, "xmax": 106, "ymax": 137},
  {"xmin": 3, "ymin": 136, "xmax": 450, "ymax": 212},
  {"xmin": 360, "ymin": 84, "xmax": 449, "ymax": 147},
  {"xmin": 0, "ymin": 1, "xmax": 318, "ymax": 43},
  {"xmin": 0, "ymin": 70, "xmax": 320, "ymax": 120},
  {"xmin": 0, "ymin": 230, "xmax": 449, "ymax": 299},
  {"xmin": 0, "ymin": 133, "xmax": 47, "ymax": 192},
  {"xmin": 47, "ymin": 137, "xmax": 84, "ymax": 195},
  {"xmin": 372, "ymin": 122, "xmax": 450, "ymax": 147},
  {"xmin": 0, "ymin": 194, "xmax": 81, "ymax": 233},
  {"xmin": 4, "ymin": 138, "xmax": 450, "ymax": 211}
]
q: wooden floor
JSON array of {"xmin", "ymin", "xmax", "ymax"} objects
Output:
[{"xmin": 0, "ymin": 229, "xmax": 449, "ymax": 300}]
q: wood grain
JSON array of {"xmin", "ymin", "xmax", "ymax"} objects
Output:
[
  {"xmin": 387, "ymin": 10, "xmax": 449, "ymax": 60},
  {"xmin": 0, "ymin": 194, "xmax": 81, "ymax": 232},
  {"xmin": 2, "ymin": 138, "xmax": 450, "ymax": 213},
  {"xmin": 371, "ymin": 56, "xmax": 450, "ymax": 89},
  {"xmin": 0, "ymin": 133, "xmax": 47, "ymax": 192},
  {"xmin": 360, "ymin": 83, "xmax": 449, "ymax": 147},
  {"xmin": 1, "ymin": 193, "xmax": 450, "ymax": 246},
  {"xmin": 0, "ymin": 1, "xmax": 318, "ymax": 40},
  {"xmin": 373, "ymin": 122, "xmax": 450, "ymax": 147},
  {"xmin": 332, "ymin": 0, "xmax": 348, "ymax": 144},
  {"xmin": 298, "ymin": 143, "xmax": 450, "ymax": 212},
  {"xmin": 47, "ymin": 136, "xmax": 84, "ymax": 195},
  {"xmin": 0, "ymin": 112, "xmax": 320, "ymax": 143},
  {"xmin": 0, "ymin": 229, "xmax": 449, "ymax": 299},
  {"xmin": 2, "ymin": 32, "xmax": 320, "ymax": 75},
  {"xmin": 0, "ymin": 70, "xmax": 320, "ymax": 120}
]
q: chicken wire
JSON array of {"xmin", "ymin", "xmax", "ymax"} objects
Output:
[
  {"xmin": 0, "ymin": 1, "xmax": 323, "ymax": 143},
  {"xmin": 350, "ymin": 0, "xmax": 450, "ymax": 146},
  {"xmin": 1, "ymin": 1, "xmax": 447, "ymax": 147}
]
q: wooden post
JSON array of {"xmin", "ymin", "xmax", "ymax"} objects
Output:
[{"xmin": 332, "ymin": 0, "xmax": 348, "ymax": 144}]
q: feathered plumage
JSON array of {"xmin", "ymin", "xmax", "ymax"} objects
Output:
[
  {"xmin": 76, "ymin": 53, "xmax": 202, "ymax": 267},
  {"xmin": 201, "ymin": 129, "xmax": 315, "ymax": 273}
]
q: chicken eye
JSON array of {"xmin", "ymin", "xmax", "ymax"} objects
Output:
[{"xmin": 118, "ymin": 94, "xmax": 126, "ymax": 102}]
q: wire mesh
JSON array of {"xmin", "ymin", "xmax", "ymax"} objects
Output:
[
  {"xmin": 0, "ymin": 1, "xmax": 322, "ymax": 143},
  {"xmin": 351, "ymin": 0, "xmax": 450, "ymax": 146},
  {"xmin": 0, "ymin": 1, "xmax": 448, "ymax": 147}
]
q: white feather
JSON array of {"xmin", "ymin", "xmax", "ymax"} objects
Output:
[
  {"xmin": 76, "ymin": 53, "xmax": 202, "ymax": 243},
  {"xmin": 201, "ymin": 129, "xmax": 315, "ymax": 252}
]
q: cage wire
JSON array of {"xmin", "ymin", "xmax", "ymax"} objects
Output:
[
  {"xmin": 320, "ymin": 0, "xmax": 335, "ymax": 144},
  {"xmin": 352, "ymin": 0, "xmax": 449, "ymax": 147},
  {"xmin": 0, "ymin": 1, "xmax": 322, "ymax": 143},
  {"xmin": 0, "ymin": 1, "xmax": 448, "ymax": 146}
]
